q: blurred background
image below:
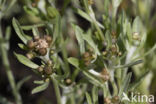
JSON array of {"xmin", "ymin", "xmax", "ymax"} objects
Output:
[{"xmin": 0, "ymin": 0, "xmax": 156, "ymax": 104}]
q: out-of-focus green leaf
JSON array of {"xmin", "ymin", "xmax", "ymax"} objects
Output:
[
  {"xmin": 92, "ymin": 86, "xmax": 98, "ymax": 104},
  {"xmin": 34, "ymin": 80, "xmax": 44, "ymax": 84},
  {"xmin": 47, "ymin": 6, "xmax": 59, "ymax": 19},
  {"xmin": 17, "ymin": 75, "xmax": 32, "ymax": 90},
  {"xmin": 21, "ymin": 24, "xmax": 45, "ymax": 30},
  {"xmin": 85, "ymin": 92, "xmax": 92, "ymax": 104},
  {"xmin": 105, "ymin": 30, "xmax": 112, "ymax": 49},
  {"xmin": 5, "ymin": 26, "xmax": 11, "ymax": 41},
  {"xmin": 129, "ymin": 71, "xmax": 149, "ymax": 91},
  {"xmin": 83, "ymin": 33, "xmax": 100, "ymax": 55},
  {"xmin": 113, "ymin": 60, "xmax": 143, "ymax": 69},
  {"xmin": 119, "ymin": 72, "xmax": 132, "ymax": 97},
  {"xmin": 31, "ymin": 82, "xmax": 49, "ymax": 94},
  {"xmin": 67, "ymin": 57, "xmax": 79, "ymax": 68},
  {"xmin": 18, "ymin": 43, "xmax": 28, "ymax": 50},
  {"xmin": 72, "ymin": 24, "xmax": 85, "ymax": 54},
  {"xmin": 23, "ymin": 6, "xmax": 39, "ymax": 16},
  {"xmin": 32, "ymin": 27, "xmax": 39, "ymax": 36},
  {"xmin": 12, "ymin": 18, "xmax": 31, "ymax": 44},
  {"xmin": 14, "ymin": 52, "xmax": 39, "ymax": 69},
  {"xmin": 74, "ymin": 8, "xmax": 104, "ymax": 29}
]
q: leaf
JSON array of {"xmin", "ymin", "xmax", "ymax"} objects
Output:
[
  {"xmin": 21, "ymin": 24, "xmax": 45, "ymax": 30},
  {"xmin": 17, "ymin": 75, "xmax": 32, "ymax": 90},
  {"xmin": 34, "ymin": 80, "xmax": 44, "ymax": 84},
  {"xmin": 31, "ymin": 82, "xmax": 49, "ymax": 94},
  {"xmin": 74, "ymin": 8, "xmax": 104, "ymax": 29},
  {"xmin": 18, "ymin": 43, "xmax": 28, "ymax": 50},
  {"xmin": 72, "ymin": 24, "xmax": 85, "ymax": 54},
  {"xmin": 132, "ymin": 16, "xmax": 141, "ymax": 33},
  {"xmin": 47, "ymin": 6, "xmax": 59, "ymax": 19},
  {"xmin": 14, "ymin": 52, "xmax": 39, "ymax": 69},
  {"xmin": 5, "ymin": 26, "xmax": 11, "ymax": 41},
  {"xmin": 113, "ymin": 60, "xmax": 143, "ymax": 69},
  {"xmin": 23, "ymin": 6, "xmax": 39, "ymax": 16},
  {"xmin": 119, "ymin": 72, "xmax": 132, "ymax": 97},
  {"xmin": 129, "ymin": 71, "xmax": 149, "ymax": 90},
  {"xmin": 32, "ymin": 27, "xmax": 39, "ymax": 36},
  {"xmin": 53, "ymin": 16, "xmax": 61, "ymax": 43},
  {"xmin": 105, "ymin": 30, "xmax": 112, "ymax": 49},
  {"xmin": 67, "ymin": 57, "xmax": 79, "ymax": 68},
  {"xmin": 12, "ymin": 18, "xmax": 31, "ymax": 44},
  {"xmin": 92, "ymin": 86, "xmax": 98, "ymax": 104},
  {"xmin": 85, "ymin": 92, "xmax": 92, "ymax": 104},
  {"xmin": 83, "ymin": 33, "xmax": 100, "ymax": 55}
]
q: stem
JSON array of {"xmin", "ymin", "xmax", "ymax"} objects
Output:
[
  {"xmin": 0, "ymin": 20, "xmax": 22, "ymax": 104},
  {"xmin": 51, "ymin": 76, "xmax": 62, "ymax": 104}
]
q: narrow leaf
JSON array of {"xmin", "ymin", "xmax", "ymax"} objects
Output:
[
  {"xmin": 113, "ymin": 60, "xmax": 143, "ymax": 69},
  {"xmin": 67, "ymin": 57, "xmax": 79, "ymax": 68},
  {"xmin": 14, "ymin": 52, "xmax": 39, "ymax": 69},
  {"xmin": 119, "ymin": 72, "xmax": 132, "ymax": 97},
  {"xmin": 32, "ymin": 27, "xmax": 39, "ymax": 36},
  {"xmin": 83, "ymin": 34, "xmax": 100, "ymax": 55},
  {"xmin": 129, "ymin": 71, "xmax": 149, "ymax": 90},
  {"xmin": 17, "ymin": 75, "xmax": 32, "ymax": 90},
  {"xmin": 85, "ymin": 92, "xmax": 92, "ymax": 104},
  {"xmin": 12, "ymin": 18, "xmax": 30, "ymax": 44},
  {"xmin": 31, "ymin": 82, "xmax": 49, "ymax": 94},
  {"xmin": 34, "ymin": 80, "xmax": 44, "ymax": 85},
  {"xmin": 72, "ymin": 24, "xmax": 85, "ymax": 54}
]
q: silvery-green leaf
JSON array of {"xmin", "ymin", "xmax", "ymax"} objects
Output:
[
  {"xmin": 72, "ymin": 24, "xmax": 85, "ymax": 54},
  {"xmin": 12, "ymin": 18, "xmax": 31, "ymax": 44},
  {"xmin": 119, "ymin": 72, "xmax": 132, "ymax": 97},
  {"xmin": 92, "ymin": 86, "xmax": 98, "ymax": 104},
  {"xmin": 31, "ymin": 82, "xmax": 49, "ymax": 94},
  {"xmin": 67, "ymin": 57, "xmax": 79, "ymax": 68},
  {"xmin": 129, "ymin": 71, "xmax": 149, "ymax": 90},
  {"xmin": 14, "ymin": 52, "xmax": 39, "ymax": 69},
  {"xmin": 34, "ymin": 80, "xmax": 44, "ymax": 85},
  {"xmin": 85, "ymin": 92, "xmax": 92, "ymax": 104},
  {"xmin": 32, "ymin": 27, "xmax": 39, "ymax": 36},
  {"xmin": 83, "ymin": 33, "xmax": 100, "ymax": 55},
  {"xmin": 47, "ymin": 6, "xmax": 59, "ymax": 18},
  {"xmin": 18, "ymin": 43, "xmax": 28, "ymax": 50}
]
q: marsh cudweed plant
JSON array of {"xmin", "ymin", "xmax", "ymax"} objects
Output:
[{"xmin": 1, "ymin": 0, "xmax": 154, "ymax": 104}]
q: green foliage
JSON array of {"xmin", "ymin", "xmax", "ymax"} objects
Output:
[{"xmin": 1, "ymin": 0, "xmax": 154, "ymax": 104}]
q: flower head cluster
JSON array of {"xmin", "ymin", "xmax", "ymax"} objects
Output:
[{"xmin": 26, "ymin": 35, "xmax": 52, "ymax": 59}]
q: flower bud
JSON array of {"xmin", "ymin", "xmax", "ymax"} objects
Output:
[
  {"xmin": 101, "ymin": 68, "xmax": 110, "ymax": 81},
  {"xmin": 102, "ymin": 51, "xmax": 107, "ymax": 56},
  {"xmin": 83, "ymin": 52, "xmax": 90, "ymax": 58},
  {"xmin": 44, "ymin": 66, "xmax": 52, "ymax": 75},
  {"xmin": 26, "ymin": 52, "xmax": 34, "ymax": 59},
  {"xmin": 27, "ymin": 40, "xmax": 35, "ymax": 49},
  {"xmin": 31, "ymin": 3, "xmax": 37, "ymax": 7},
  {"xmin": 65, "ymin": 78, "xmax": 72, "ymax": 86},
  {"xmin": 44, "ymin": 35, "xmax": 52, "ymax": 44},
  {"xmin": 38, "ymin": 48, "xmax": 47, "ymax": 56},
  {"xmin": 37, "ymin": 66, "xmax": 44, "ymax": 72},
  {"xmin": 104, "ymin": 98, "xmax": 111, "ymax": 104},
  {"xmin": 111, "ymin": 45, "xmax": 117, "ymax": 53},
  {"xmin": 34, "ymin": 35, "xmax": 40, "ymax": 41},
  {"xmin": 45, "ymin": 78, "xmax": 50, "ymax": 82},
  {"xmin": 88, "ymin": 0, "xmax": 93, "ymax": 5},
  {"xmin": 47, "ymin": 60, "xmax": 52, "ymax": 66},
  {"xmin": 132, "ymin": 32, "xmax": 140, "ymax": 40},
  {"xmin": 112, "ymin": 96, "xmax": 120, "ymax": 103}
]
